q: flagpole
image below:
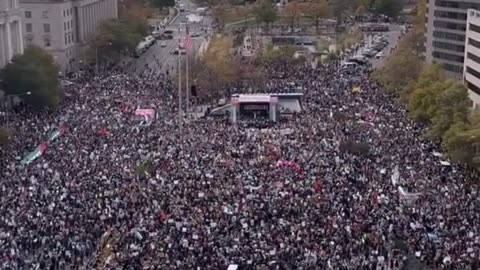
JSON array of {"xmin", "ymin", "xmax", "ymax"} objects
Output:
[
  {"xmin": 185, "ymin": 23, "xmax": 190, "ymax": 119},
  {"xmin": 178, "ymin": 40, "xmax": 182, "ymax": 124}
]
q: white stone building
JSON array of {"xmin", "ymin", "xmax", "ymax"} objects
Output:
[
  {"xmin": 20, "ymin": 0, "xmax": 118, "ymax": 74},
  {"xmin": 464, "ymin": 9, "xmax": 480, "ymax": 110},
  {"xmin": 0, "ymin": 0, "xmax": 24, "ymax": 69}
]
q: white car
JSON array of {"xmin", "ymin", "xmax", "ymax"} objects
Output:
[
  {"xmin": 375, "ymin": 52, "xmax": 384, "ymax": 59},
  {"xmin": 160, "ymin": 41, "xmax": 167, "ymax": 47}
]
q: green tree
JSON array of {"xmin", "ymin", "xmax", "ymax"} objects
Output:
[
  {"xmin": 430, "ymin": 82, "xmax": 470, "ymax": 138},
  {"xmin": 408, "ymin": 64, "xmax": 445, "ymax": 120},
  {"xmin": 0, "ymin": 46, "xmax": 61, "ymax": 110},
  {"xmin": 93, "ymin": 19, "xmax": 148, "ymax": 62},
  {"xmin": 150, "ymin": 0, "xmax": 175, "ymax": 9},
  {"xmin": 372, "ymin": 0, "xmax": 403, "ymax": 18},
  {"xmin": 259, "ymin": 44, "xmax": 298, "ymax": 65},
  {"xmin": 255, "ymin": 0, "xmax": 278, "ymax": 30},
  {"xmin": 373, "ymin": 46, "xmax": 423, "ymax": 97},
  {"xmin": 303, "ymin": 0, "xmax": 331, "ymax": 33}
]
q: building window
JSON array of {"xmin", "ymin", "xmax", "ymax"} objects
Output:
[
  {"xmin": 65, "ymin": 34, "xmax": 68, "ymax": 45},
  {"xmin": 432, "ymin": 51, "xmax": 464, "ymax": 63},
  {"xmin": 26, "ymin": 23, "xmax": 32, "ymax": 33},
  {"xmin": 434, "ymin": 10, "xmax": 467, "ymax": 21},
  {"xmin": 468, "ymin": 38, "xmax": 480, "ymax": 50},
  {"xmin": 433, "ymin": 20, "xmax": 466, "ymax": 31},
  {"xmin": 26, "ymin": 37, "xmax": 33, "ymax": 46},
  {"xmin": 470, "ymin": 23, "xmax": 480, "ymax": 35},
  {"xmin": 44, "ymin": 38, "xmax": 51, "ymax": 47},
  {"xmin": 432, "ymin": 41, "xmax": 465, "ymax": 53},
  {"xmin": 467, "ymin": 52, "xmax": 480, "ymax": 65},
  {"xmin": 8, "ymin": 0, "xmax": 14, "ymax": 9},
  {"xmin": 467, "ymin": 66, "xmax": 480, "ymax": 80},
  {"xmin": 466, "ymin": 79, "xmax": 480, "ymax": 96},
  {"xmin": 25, "ymin": 11, "xmax": 32, "ymax": 18},
  {"xmin": 442, "ymin": 63, "xmax": 463, "ymax": 73},
  {"xmin": 433, "ymin": 31, "xmax": 465, "ymax": 42},
  {"xmin": 43, "ymin": 24, "xmax": 50, "ymax": 33},
  {"xmin": 42, "ymin": 11, "xmax": 49, "ymax": 19}
]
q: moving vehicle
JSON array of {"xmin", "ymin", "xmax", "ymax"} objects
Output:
[
  {"xmin": 190, "ymin": 32, "xmax": 201, "ymax": 38},
  {"xmin": 160, "ymin": 41, "xmax": 167, "ymax": 47}
]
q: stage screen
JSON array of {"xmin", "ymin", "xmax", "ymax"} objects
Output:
[{"xmin": 239, "ymin": 102, "xmax": 270, "ymax": 119}]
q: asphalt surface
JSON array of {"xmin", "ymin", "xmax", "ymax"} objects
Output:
[{"xmin": 128, "ymin": 0, "xmax": 213, "ymax": 76}]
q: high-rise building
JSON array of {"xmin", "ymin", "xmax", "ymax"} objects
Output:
[
  {"xmin": 464, "ymin": 9, "xmax": 480, "ymax": 110},
  {"xmin": 0, "ymin": 0, "xmax": 24, "ymax": 69},
  {"xmin": 20, "ymin": 0, "xmax": 118, "ymax": 74},
  {"xmin": 425, "ymin": 0, "xmax": 480, "ymax": 77}
]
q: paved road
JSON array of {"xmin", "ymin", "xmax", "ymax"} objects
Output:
[
  {"xmin": 368, "ymin": 24, "xmax": 403, "ymax": 69},
  {"xmin": 342, "ymin": 24, "xmax": 404, "ymax": 69},
  {"xmin": 128, "ymin": 0, "xmax": 213, "ymax": 76}
]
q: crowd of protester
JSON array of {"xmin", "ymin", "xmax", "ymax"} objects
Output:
[{"xmin": 0, "ymin": 58, "xmax": 479, "ymax": 270}]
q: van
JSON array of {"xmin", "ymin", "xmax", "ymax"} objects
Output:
[{"xmin": 341, "ymin": 62, "xmax": 359, "ymax": 69}]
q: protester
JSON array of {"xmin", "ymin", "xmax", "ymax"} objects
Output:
[{"xmin": 0, "ymin": 59, "xmax": 479, "ymax": 270}]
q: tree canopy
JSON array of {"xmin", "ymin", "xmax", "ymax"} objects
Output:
[
  {"xmin": 149, "ymin": 0, "xmax": 175, "ymax": 9},
  {"xmin": 0, "ymin": 46, "xmax": 62, "ymax": 110},
  {"xmin": 93, "ymin": 19, "xmax": 148, "ymax": 62},
  {"xmin": 255, "ymin": 0, "xmax": 278, "ymax": 29},
  {"xmin": 303, "ymin": 0, "xmax": 331, "ymax": 33}
]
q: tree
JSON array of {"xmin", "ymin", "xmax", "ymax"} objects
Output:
[
  {"xmin": 255, "ymin": 0, "xmax": 278, "ymax": 30},
  {"xmin": 150, "ymin": 0, "xmax": 175, "ymax": 9},
  {"xmin": 442, "ymin": 113, "xmax": 480, "ymax": 165},
  {"xmin": 430, "ymin": 82, "xmax": 470, "ymax": 138},
  {"xmin": 93, "ymin": 19, "xmax": 148, "ymax": 63},
  {"xmin": 372, "ymin": 46, "xmax": 423, "ymax": 97},
  {"xmin": 282, "ymin": 1, "xmax": 302, "ymax": 28},
  {"xmin": 302, "ymin": 0, "xmax": 330, "ymax": 33},
  {"xmin": 372, "ymin": 0, "xmax": 403, "ymax": 18},
  {"xmin": 0, "ymin": 46, "xmax": 62, "ymax": 110},
  {"xmin": 259, "ymin": 44, "xmax": 298, "ymax": 66},
  {"xmin": 119, "ymin": 0, "xmax": 153, "ymax": 23}
]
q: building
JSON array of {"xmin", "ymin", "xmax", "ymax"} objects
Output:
[
  {"xmin": 20, "ymin": 0, "xmax": 118, "ymax": 74},
  {"xmin": 425, "ymin": 0, "xmax": 480, "ymax": 77},
  {"xmin": 0, "ymin": 0, "xmax": 24, "ymax": 69},
  {"xmin": 464, "ymin": 9, "xmax": 480, "ymax": 110}
]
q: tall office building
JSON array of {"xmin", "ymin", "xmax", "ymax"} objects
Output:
[
  {"xmin": 0, "ymin": 0, "xmax": 24, "ymax": 69},
  {"xmin": 464, "ymin": 9, "xmax": 480, "ymax": 110},
  {"xmin": 425, "ymin": 0, "xmax": 480, "ymax": 77},
  {"xmin": 20, "ymin": 0, "xmax": 117, "ymax": 74}
]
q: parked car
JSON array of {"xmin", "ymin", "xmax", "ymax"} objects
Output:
[
  {"xmin": 375, "ymin": 51, "xmax": 384, "ymax": 59},
  {"xmin": 362, "ymin": 50, "xmax": 376, "ymax": 58},
  {"xmin": 160, "ymin": 41, "xmax": 167, "ymax": 47}
]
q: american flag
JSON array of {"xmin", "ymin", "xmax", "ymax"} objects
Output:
[{"xmin": 183, "ymin": 24, "xmax": 193, "ymax": 52}]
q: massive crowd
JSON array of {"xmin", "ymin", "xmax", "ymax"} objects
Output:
[{"xmin": 0, "ymin": 58, "xmax": 479, "ymax": 270}]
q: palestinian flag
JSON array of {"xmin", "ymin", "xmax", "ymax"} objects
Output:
[{"xmin": 20, "ymin": 143, "xmax": 48, "ymax": 165}]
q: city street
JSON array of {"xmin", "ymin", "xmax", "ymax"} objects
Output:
[{"xmin": 127, "ymin": 0, "xmax": 213, "ymax": 76}]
